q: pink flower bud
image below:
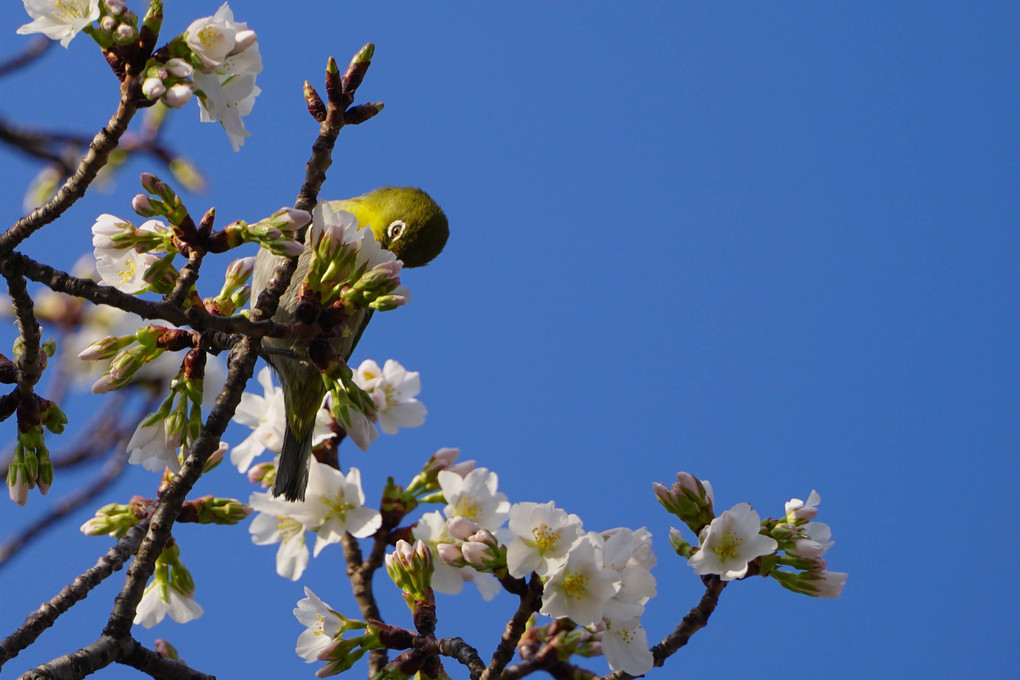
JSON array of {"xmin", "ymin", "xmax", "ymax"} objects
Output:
[
  {"xmin": 163, "ymin": 83, "xmax": 195, "ymax": 109},
  {"xmin": 461, "ymin": 542, "xmax": 493, "ymax": 567},
  {"xmin": 436, "ymin": 543, "xmax": 463, "ymax": 565},
  {"xmin": 447, "ymin": 516, "xmax": 480, "ymax": 541},
  {"xmin": 165, "ymin": 58, "xmax": 194, "ymax": 78}
]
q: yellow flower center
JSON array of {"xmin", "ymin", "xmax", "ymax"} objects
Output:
[
  {"xmin": 531, "ymin": 524, "xmax": 558, "ymax": 552},
  {"xmin": 117, "ymin": 259, "xmax": 137, "ymax": 284},
  {"xmin": 616, "ymin": 627, "xmax": 637, "ymax": 645},
  {"xmin": 276, "ymin": 515, "xmax": 304, "ymax": 541},
  {"xmin": 196, "ymin": 26, "xmax": 221, "ymax": 50},
  {"xmin": 454, "ymin": 497, "xmax": 481, "ymax": 520},
  {"xmin": 561, "ymin": 570, "xmax": 589, "ymax": 601},
  {"xmin": 711, "ymin": 530, "xmax": 742, "ymax": 561},
  {"xmin": 323, "ymin": 489, "xmax": 354, "ymax": 520},
  {"xmin": 382, "ymin": 384, "xmax": 399, "ymax": 410}
]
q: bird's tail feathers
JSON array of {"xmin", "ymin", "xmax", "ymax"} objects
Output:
[{"xmin": 273, "ymin": 423, "xmax": 312, "ymax": 502}]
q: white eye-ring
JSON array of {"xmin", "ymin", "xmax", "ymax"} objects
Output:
[{"xmin": 387, "ymin": 220, "xmax": 407, "ymax": 241}]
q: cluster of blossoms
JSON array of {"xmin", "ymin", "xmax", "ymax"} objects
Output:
[
  {"xmin": 17, "ymin": 1, "xmax": 261, "ymax": 150},
  {"xmin": 284, "ymin": 449, "xmax": 658, "ymax": 676},
  {"xmin": 231, "ymin": 360, "xmax": 425, "ymax": 479},
  {"xmin": 656, "ymin": 472, "xmax": 847, "ymax": 597}
]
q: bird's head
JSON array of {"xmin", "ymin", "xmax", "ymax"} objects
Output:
[{"xmin": 333, "ymin": 186, "xmax": 449, "ymax": 268}]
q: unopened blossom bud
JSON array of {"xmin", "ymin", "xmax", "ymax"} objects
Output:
[
  {"xmin": 154, "ymin": 639, "xmax": 179, "ymax": 660},
  {"xmin": 273, "ymin": 239, "xmax": 304, "ymax": 258},
  {"xmin": 36, "ymin": 455, "xmax": 53, "ymax": 494},
  {"xmin": 385, "ymin": 539, "xmax": 433, "ymax": 598},
  {"xmin": 189, "ymin": 495, "xmax": 254, "ymax": 525},
  {"xmin": 447, "ymin": 516, "xmax": 480, "ymax": 541},
  {"xmin": 114, "ymin": 24, "xmax": 136, "ymax": 44},
  {"xmin": 131, "ymin": 193, "xmax": 160, "ymax": 217},
  {"xmin": 368, "ymin": 294, "xmax": 407, "ymax": 312},
  {"xmin": 108, "ymin": 345, "xmax": 147, "ymax": 381},
  {"xmin": 7, "ymin": 459, "xmax": 30, "ymax": 506},
  {"xmin": 461, "ymin": 541, "xmax": 495, "ymax": 568},
  {"xmin": 230, "ymin": 285, "xmax": 251, "ymax": 310},
  {"xmin": 163, "ymin": 83, "xmax": 195, "ymax": 109},
  {"xmin": 785, "ymin": 491, "xmax": 821, "ymax": 523},
  {"xmin": 429, "ymin": 447, "xmax": 459, "ymax": 469},
  {"xmin": 668, "ymin": 526, "xmax": 692, "ymax": 557},
  {"xmin": 788, "ymin": 536, "xmax": 829, "ymax": 559},
  {"xmin": 268, "ymin": 207, "xmax": 311, "ymax": 232},
  {"xmin": 165, "ymin": 58, "xmax": 194, "ymax": 78},
  {"xmin": 436, "ymin": 543, "xmax": 463, "ymax": 566},
  {"xmin": 448, "ymin": 460, "xmax": 476, "ymax": 476},
  {"xmin": 139, "ymin": 173, "xmax": 176, "ymax": 203},
  {"xmin": 247, "ymin": 461, "xmax": 275, "ymax": 487},
  {"xmin": 655, "ymin": 471, "xmax": 715, "ymax": 534},
  {"xmin": 80, "ymin": 502, "xmax": 139, "ymax": 537},
  {"xmin": 224, "ymin": 256, "xmax": 255, "ymax": 290},
  {"xmin": 204, "ymin": 442, "xmax": 228, "ymax": 472},
  {"xmin": 78, "ymin": 336, "xmax": 122, "ymax": 361},
  {"xmin": 106, "ymin": 0, "xmax": 126, "ymax": 16},
  {"xmin": 100, "ymin": 16, "xmax": 116, "ymax": 32}
]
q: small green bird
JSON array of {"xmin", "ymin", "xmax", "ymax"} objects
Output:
[{"xmin": 251, "ymin": 186, "xmax": 448, "ymax": 501}]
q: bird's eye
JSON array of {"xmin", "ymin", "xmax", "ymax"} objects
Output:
[{"xmin": 387, "ymin": 220, "xmax": 407, "ymax": 241}]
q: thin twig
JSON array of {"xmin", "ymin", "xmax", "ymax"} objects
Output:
[
  {"xmin": 481, "ymin": 575, "xmax": 543, "ymax": 680},
  {"xmin": 597, "ymin": 576, "xmax": 726, "ymax": 680},
  {"xmin": 0, "ymin": 89, "xmax": 139, "ymax": 254},
  {"xmin": 0, "ymin": 250, "xmax": 283, "ymax": 339},
  {"xmin": 163, "ymin": 249, "xmax": 204, "ymax": 309},
  {"xmin": 117, "ymin": 638, "xmax": 216, "ymax": 680},
  {"xmin": 0, "ymin": 520, "xmax": 149, "ymax": 666}
]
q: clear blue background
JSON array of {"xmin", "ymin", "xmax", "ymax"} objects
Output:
[{"xmin": 1, "ymin": 2, "xmax": 1016, "ymax": 678}]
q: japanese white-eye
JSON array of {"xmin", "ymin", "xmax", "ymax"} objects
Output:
[{"xmin": 251, "ymin": 186, "xmax": 448, "ymax": 501}]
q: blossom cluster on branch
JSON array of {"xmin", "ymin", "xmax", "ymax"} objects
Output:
[{"xmin": 0, "ymin": 2, "xmax": 846, "ymax": 680}]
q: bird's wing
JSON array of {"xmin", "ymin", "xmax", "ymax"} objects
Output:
[{"xmin": 344, "ymin": 308, "xmax": 375, "ymax": 361}]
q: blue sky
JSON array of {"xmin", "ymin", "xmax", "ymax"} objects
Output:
[{"xmin": 0, "ymin": 2, "xmax": 1017, "ymax": 678}]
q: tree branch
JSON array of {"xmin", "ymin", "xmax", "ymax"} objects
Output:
[
  {"xmin": 481, "ymin": 575, "xmax": 543, "ymax": 680},
  {"xmin": 598, "ymin": 576, "xmax": 726, "ymax": 680},
  {"xmin": 0, "ymin": 521, "xmax": 149, "ymax": 666},
  {"xmin": 0, "ymin": 86, "xmax": 139, "ymax": 255}
]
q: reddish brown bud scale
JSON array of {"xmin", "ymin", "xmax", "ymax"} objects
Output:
[
  {"xmin": 372, "ymin": 622, "xmax": 414, "ymax": 650},
  {"xmin": 412, "ymin": 593, "xmax": 437, "ymax": 637},
  {"xmin": 420, "ymin": 654, "xmax": 443, "ymax": 679},
  {"xmin": 0, "ymin": 354, "xmax": 17, "ymax": 384},
  {"xmin": 393, "ymin": 649, "xmax": 425, "ymax": 676},
  {"xmin": 130, "ymin": 496, "xmax": 155, "ymax": 519},
  {"xmin": 343, "ymin": 102, "xmax": 384, "ymax": 126},
  {"xmin": 324, "ymin": 57, "xmax": 343, "ymax": 104},
  {"xmin": 156, "ymin": 329, "xmax": 197, "ymax": 352},
  {"xmin": 16, "ymin": 396, "xmax": 41, "ymax": 432},
  {"xmin": 197, "ymin": 207, "xmax": 216, "ymax": 239},
  {"xmin": 182, "ymin": 348, "xmax": 206, "ymax": 380},
  {"xmin": 307, "ymin": 338, "xmax": 338, "ymax": 371},
  {"xmin": 177, "ymin": 500, "xmax": 201, "ymax": 523},
  {"xmin": 0, "ymin": 392, "xmax": 18, "ymax": 422},
  {"xmin": 304, "ymin": 81, "xmax": 326, "ymax": 122},
  {"xmin": 295, "ymin": 289, "xmax": 320, "ymax": 325},
  {"xmin": 341, "ymin": 44, "xmax": 374, "ymax": 95}
]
